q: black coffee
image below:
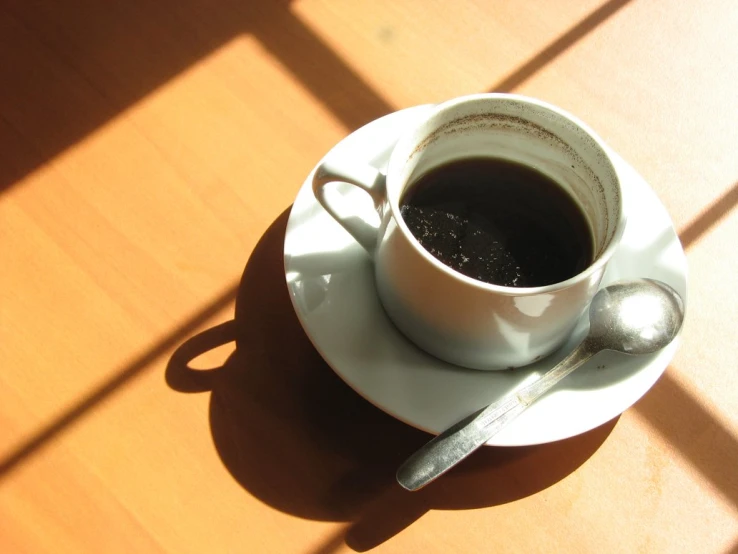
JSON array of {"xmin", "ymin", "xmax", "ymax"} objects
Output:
[{"xmin": 400, "ymin": 157, "xmax": 593, "ymax": 287}]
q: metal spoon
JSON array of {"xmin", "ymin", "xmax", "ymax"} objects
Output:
[{"xmin": 396, "ymin": 278, "xmax": 685, "ymax": 491}]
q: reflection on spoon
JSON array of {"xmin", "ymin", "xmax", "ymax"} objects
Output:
[{"xmin": 396, "ymin": 278, "xmax": 685, "ymax": 491}]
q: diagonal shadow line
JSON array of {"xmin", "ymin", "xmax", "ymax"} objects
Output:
[
  {"xmin": 0, "ymin": 282, "xmax": 239, "ymax": 479},
  {"xmin": 633, "ymin": 369, "xmax": 738, "ymax": 510},
  {"xmin": 490, "ymin": 0, "xmax": 634, "ymax": 92},
  {"xmin": 678, "ymin": 180, "xmax": 738, "ymax": 249},
  {"xmin": 0, "ymin": 0, "xmax": 393, "ymax": 197},
  {"xmin": 251, "ymin": 8, "xmax": 395, "ymax": 132},
  {"xmin": 305, "ymin": 526, "xmax": 349, "ymax": 554}
]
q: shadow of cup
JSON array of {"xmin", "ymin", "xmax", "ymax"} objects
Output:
[{"xmin": 166, "ymin": 207, "xmax": 619, "ymax": 550}]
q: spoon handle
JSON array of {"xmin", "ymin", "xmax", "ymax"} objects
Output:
[{"xmin": 396, "ymin": 340, "xmax": 597, "ymax": 491}]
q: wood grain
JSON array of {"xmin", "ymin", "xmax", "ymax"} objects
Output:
[{"xmin": 1, "ymin": 0, "xmax": 737, "ymax": 552}]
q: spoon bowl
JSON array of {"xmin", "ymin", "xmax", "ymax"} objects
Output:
[{"xmin": 587, "ymin": 279, "xmax": 685, "ymax": 355}]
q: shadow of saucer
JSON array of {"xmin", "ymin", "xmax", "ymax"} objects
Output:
[{"xmin": 166, "ymin": 206, "xmax": 619, "ymax": 551}]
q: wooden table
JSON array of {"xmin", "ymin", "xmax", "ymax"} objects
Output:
[{"xmin": 1, "ymin": 1, "xmax": 736, "ymax": 552}]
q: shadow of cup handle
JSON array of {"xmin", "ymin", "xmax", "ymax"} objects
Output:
[{"xmin": 165, "ymin": 320, "xmax": 238, "ymax": 393}]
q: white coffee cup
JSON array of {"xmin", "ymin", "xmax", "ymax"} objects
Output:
[{"xmin": 313, "ymin": 93, "xmax": 624, "ymax": 370}]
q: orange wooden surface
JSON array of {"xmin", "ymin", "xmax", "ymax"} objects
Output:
[{"xmin": 1, "ymin": 0, "xmax": 737, "ymax": 552}]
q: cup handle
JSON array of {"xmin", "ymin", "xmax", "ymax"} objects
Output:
[{"xmin": 312, "ymin": 158, "xmax": 387, "ymax": 255}]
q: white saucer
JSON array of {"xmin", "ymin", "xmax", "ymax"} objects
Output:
[{"xmin": 283, "ymin": 106, "xmax": 688, "ymax": 447}]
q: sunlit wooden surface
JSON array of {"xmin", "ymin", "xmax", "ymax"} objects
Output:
[{"xmin": 1, "ymin": 0, "xmax": 737, "ymax": 552}]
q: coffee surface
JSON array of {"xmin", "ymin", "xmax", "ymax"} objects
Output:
[{"xmin": 399, "ymin": 157, "xmax": 593, "ymax": 287}]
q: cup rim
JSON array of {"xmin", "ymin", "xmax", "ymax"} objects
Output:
[{"xmin": 384, "ymin": 93, "xmax": 626, "ymax": 297}]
